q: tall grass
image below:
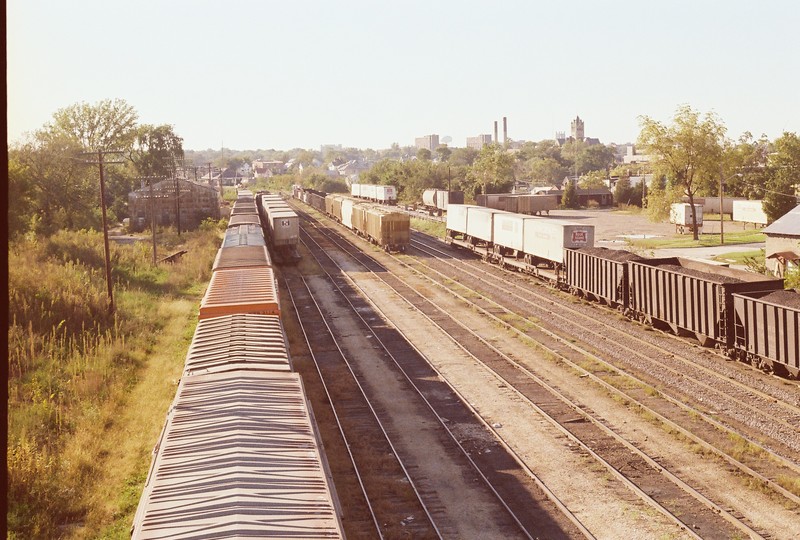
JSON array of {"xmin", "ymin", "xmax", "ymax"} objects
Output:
[{"xmin": 7, "ymin": 227, "xmax": 219, "ymax": 538}]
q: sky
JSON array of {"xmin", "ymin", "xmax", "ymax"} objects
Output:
[{"xmin": 7, "ymin": 0, "xmax": 800, "ymax": 152}]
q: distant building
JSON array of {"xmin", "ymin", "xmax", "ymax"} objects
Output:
[
  {"xmin": 622, "ymin": 145, "xmax": 652, "ymax": 164},
  {"xmin": 321, "ymin": 143, "xmax": 343, "ymax": 155},
  {"xmin": 571, "ymin": 116, "xmax": 585, "ymax": 141},
  {"xmin": 763, "ymin": 204, "xmax": 800, "ymax": 277},
  {"xmin": 252, "ymin": 160, "xmax": 286, "ymax": 178},
  {"xmin": 128, "ymin": 179, "xmax": 220, "ymax": 232},
  {"xmin": 467, "ymin": 134, "xmax": 493, "ymax": 151},
  {"xmin": 415, "ymin": 134, "xmax": 440, "ymax": 152}
]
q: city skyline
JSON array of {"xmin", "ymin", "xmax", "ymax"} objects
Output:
[{"xmin": 8, "ymin": 0, "xmax": 800, "ymax": 151}]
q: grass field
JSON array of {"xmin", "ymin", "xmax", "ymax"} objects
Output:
[
  {"xmin": 7, "ymin": 224, "xmax": 221, "ymax": 539},
  {"xmin": 626, "ymin": 229, "xmax": 766, "ymax": 249}
]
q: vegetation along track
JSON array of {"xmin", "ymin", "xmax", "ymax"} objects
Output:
[
  {"xmin": 407, "ymin": 232, "xmax": 800, "ymax": 498},
  {"xmin": 295, "ymin": 204, "xmax": 799, "ymax": 539},
  {"xmin": 297, "ymin": 220, "xmax": 590, "ymax": 539}
]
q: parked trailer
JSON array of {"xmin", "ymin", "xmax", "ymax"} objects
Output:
[
  {"xmin": 627, "ymin": 257, "xmax": 784, "ymax": 347},
  {"xmin": 131, "ymin": 370, "xmax": 343, "ymax": 540},
  {"xmin": 351, "ymin": 183, "xmax": 397, "ymax": 204},
  {"xmin": 670, "ymin": 203, "xmax": 704, "ymax": 234},
  {"xmin": 732, "ymin": 290, "xmax": 800, "ymax": 377},
  {"xmin": 733, "ymin": 200, "xmax": 769, "ymax": 225},
  {"xmin": 564, "ymin": 247, "xmax": 643, "ymax": 307},
  {"xmin": 422, "ymin": 189, "xmax": 464, "ymax": 215}
]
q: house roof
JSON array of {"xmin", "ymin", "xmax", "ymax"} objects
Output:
[{"xmin": 763, "ymin": 204, "xmax": 800, "ymax": 236}]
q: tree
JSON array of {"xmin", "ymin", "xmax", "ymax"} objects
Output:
[
  {"xmin": 578, "ymin": 170, "xmax": 607, "ymax": 189},
  {"xmin": 466, "ymin": 144, "xmax": 515, "ymax": 197},
  {"xmin": 449, "ymin": 147, "xmax": 479, "ymax": 167},
  {"xmin": 763, "ymin": 132, "xmax": 800, "ymax": 222},
  {"xmin": 524, "ymin": 157, "xmax": 568, "ymax": 185},
  {"xmin": 638, "ymin": 105, "xmax": 727, "ymax": 238},
  {"xmin": 613, "ymin": 175, "xmax": 643, "ymax": 207},
  {"xmin": 435, "ymin": 145, "xmax": 452, "ymax": 162},
  {"xmin": 561, "ymin": 180, "xmax": 579, "ymax": 209},
  {"xmin": 46, "ymin": 99, "xmax": 138, "ymax": 151},
  {"xmin": 417, "ymin": 148, "xmax": 432, "ymax": 161}
]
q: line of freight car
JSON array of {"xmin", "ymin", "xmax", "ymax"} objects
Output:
[
  {"xmin": 445, "ymin": 204, "xmax": 799, "ymax": 377},
  {"xmin": 350, "ymin": 182, "xmax": 397, "ymax": 204},
  {"xmin": 256, "ymin": 191, "xmax": 301, "ymax": 264},
  {"xmin": 565, "ymin": 247, "xmax": 798, "ymax": 377},
  {"xmin": 130, "ymin": 194, "xmax": 344, "ymax": 539},
  {"xmin": 325, "ymin": 193, "xmax": 411, "ymax": 252},
  {"xmin": 445, "ymin": 204, "xmax": 594, "ymax": 280}
]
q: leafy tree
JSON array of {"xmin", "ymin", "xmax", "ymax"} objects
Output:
[
  {"xmin": 613, "ymin": 175, "xmax": 643, "ymax": 207},
  {"xmin": 524, "ymin": 157, "xmax": 568, "ymax": 185},
  {"xmin": 561, "ymin": 180, "xmax": 579, "ymax": 209},
  {"xmin": 466, "ymin": 144, "xmax": 515, "ymax": 197},
  {"xmin": 449, "ymin": 147, "xmax": 479, "ymax": 167},
  {"xmin": 46, "ymin": 98, "xmax": 138, "ymax": 151},
  {"xmin": 417, "ymin": 148, "xmax": 432, "ymax": 161},
  {"xmin": 578, "ymin": 170, "xmax": 607, "ymax": 189},
  {"xmin": 763, "ymin": 132, "xmax": 800, "ymax": 222},
  {"xmin": 638, "ymin": 105, "xmax": 727, "ymax": 237},
  {"xmin": 436, "ymin": 145, "xmax": 452, "ymax": 162}
]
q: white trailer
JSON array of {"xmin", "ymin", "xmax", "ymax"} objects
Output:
[
  {"xmin": 733, "ymin": 200, "xmax": 769, "ymax": 225},
  {"xmin": 446, "ymin": 204, "xmax": 471, "ymax": 235},
  {"xmin": 466, "ymin": 206, "xmax": 507, "ymax": 244},
  {"xmin": 522, "ymin": 218, "xmax": 594, "ymax": 264},
  {"xmin": 374, "ymin": 185, "xmax": 397, "ymax": 204},
  {"xmin": 341, "ymin": 198, "xmax": 355, "ymax": 229},
  {"xmin": 670, "ymin": 203, "xmax": 704, "ymax": 234}
]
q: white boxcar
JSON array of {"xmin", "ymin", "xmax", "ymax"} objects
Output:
[
  {"xmin": 522, "ymin": 218, "xmax": 595, "ymax": 264},
  {"xmin": 493, "ymin": 212, "xmax": 531, "ymax": 252},
  {"xmin": 733, "ymin": 200, "xmax": 768, "ymax": 225},
  {"xmin": 670, "ymin": 203, "xmax": 704, "ymax": 226},
  {"xmin": 350, "ymin": 183, "xmax": 362, "ymax": 198},
  {"xmin": 341, "ymin": 197, "xmax": 355, "ymax": 229},
  {"xmin": 446, "ymin": 204, "xmax": 471, "ymax": 235},
  {"xmin": 375, "ymin": 185, "xmax": 397, "ymax": 203},
  {"xmin": 466, "ymin": 206, "xmax": 508, "ymax": 244}
]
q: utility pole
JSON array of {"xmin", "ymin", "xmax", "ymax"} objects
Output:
[{"xmin": 78, "ymin": 150, "xmax": 125, "ymax": 314}]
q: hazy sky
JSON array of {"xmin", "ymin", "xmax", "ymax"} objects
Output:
[{"xmin": 7, "ymin": 0, "xmax": 800, "ymax": 151}]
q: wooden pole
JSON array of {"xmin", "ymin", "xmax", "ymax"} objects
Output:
[{"xmin": 97, "ymin": 150, "xmax": 115, "ymax": 314}]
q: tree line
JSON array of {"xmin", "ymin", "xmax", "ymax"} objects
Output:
[{"xmin": 9, "ymin": 101, "xmax": 799, "ymax": 242}]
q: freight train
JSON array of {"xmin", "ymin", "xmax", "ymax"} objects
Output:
[
  {"xmin": 292, "ymin": 186, "xmax": 410, "ymax": 252},
  {"xmin": 446, "ymin": 204, "xmax": 799, "ymax": 378},
  {"xmin": 256, "ymin": 191, "xmax": 301, "ymax": 263},
  {"xmin": 131, "ymin": 188, "xmax": 344, "ymax": 538}
]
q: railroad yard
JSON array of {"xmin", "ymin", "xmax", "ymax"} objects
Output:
[{"xmin": 282, "ymin": 197, "xmax": 800, "ymax": 539}]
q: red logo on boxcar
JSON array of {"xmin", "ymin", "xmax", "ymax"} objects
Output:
[{"xmin": 572, "ymin": 230, "xmax": 587, "ymax": 243}]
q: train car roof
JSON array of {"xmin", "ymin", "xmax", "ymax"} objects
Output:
[{"xmin": 131, "ymin": 370, "xmax": 343, "ymax": 539}]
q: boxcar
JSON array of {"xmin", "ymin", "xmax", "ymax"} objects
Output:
[
  {"xmin": 213, "ymin": 245, "xmax": 272, "ymax": 271},
  {"xmin": 732, "ymin": 289, "xmax": 800, "ymax": 377},
  {"xmin": 326, "ymin": 194, "xmax": 345, "ymax": 222},
  {"xmin": 341, "ymin": 197, "xmax": 355, "ymax": 229},
  {"xmin": 183, "ymin": 313, "xmax": 291, "ymax": 374},
  {"xmin": 363, "ymin": 205, "xmax": 410, "ymax": 252},
  {"xmin": 308, "ymin": 191, "xmax": 327, "ymax": 212},
  {"xmin": 199, "ymin": 267, "xmax": 279, "ymax": 319},
  {"xmin": 565, "ymin": 247, "xmax": 643, "ymax": 307},
  {"xmin": 422, "ymin": 189, "xmax": 464, "ymax": 215},
  {"xmin": 131, "ymin": 370, "xmax": 343, "ymax": 539},
  {"xmin": 627, "ymin": 257, "xmax": 784, "ymax": 347},
  {"xmin": 223, "ymin": 224, "xmax": 266, "ymax": 247}
]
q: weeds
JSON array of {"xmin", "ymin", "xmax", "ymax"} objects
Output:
[{"xmin": 7, "ymin": 227, "xmax": 218, "ymax": 538}]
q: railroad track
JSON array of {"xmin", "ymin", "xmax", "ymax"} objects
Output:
[
  {"xmin": 405, "ymin": 233, "xmax": 800, "ymax": 496},
  {"xmin": 294, "ymin": 206, "xmax": 798, "ymax": 539},
  {"xmin": 288, "ymin": 226, "xmax": 572, "ymax": 538},
  {"xmin": 283, "ymin": 269, "xmax": 438, "ymax": 539}
]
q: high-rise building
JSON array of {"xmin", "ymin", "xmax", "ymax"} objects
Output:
[
  {"xmin": 415, "ymin": 134, "xmax": 440, "ymax": 151},
  {"xmin": 466, "ymin": 134, "xmax": 493, "ymax": 151}
]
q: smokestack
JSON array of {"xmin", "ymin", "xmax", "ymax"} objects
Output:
[
  {"xmin": 503, "ymin": 116, "xmax": 507, "ymax": 144},
  {"xmin": 494, "ymin": 121, "xmax": 498, "ymax": 145}
]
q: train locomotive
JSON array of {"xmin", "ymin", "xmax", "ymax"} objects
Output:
[{"xmin": 446, "ymin": 204, "xmax": 799, "ymax": 378}]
